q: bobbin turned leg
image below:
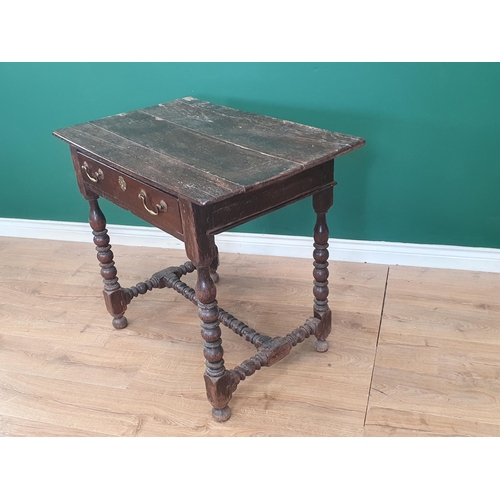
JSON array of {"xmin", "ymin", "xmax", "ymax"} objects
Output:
[
  {"xmin": 88, "ymin": 197, "xmax": 128, "ymax": 329},
  {"xmin": 312, "ymin": 187, "xmax": 333, "ymax": 352},
  {"xmin": 196, "ymin": 264, "xmax": 233, "ymax": 421},
  {"xmin": 182, "ymin": 201, "xmax": 234, "ymax": 421}
]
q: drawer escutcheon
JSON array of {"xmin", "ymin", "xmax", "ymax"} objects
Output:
[{"xmin": 118, "ymin": 176, "xmax": 127, "ymax": 191}]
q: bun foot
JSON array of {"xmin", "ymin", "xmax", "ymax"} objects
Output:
[
  {"xmin": 315, "ymin": 339, "xmax": 329, "ymax": 352},
  {"xmin": 112, "ymin": 315, "xmax": 128, "ymax": 329},
  {"xmin": 210, "ymin": 271, "xmax": 220, "ymax": 283},
  {"xmin": 212, "ymin": 406, "xmax": 231, "ymax": 422}
]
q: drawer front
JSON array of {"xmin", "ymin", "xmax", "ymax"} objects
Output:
[{"xmin": 76, "ymin": 152, "xmax": 183, "ymax": 236}]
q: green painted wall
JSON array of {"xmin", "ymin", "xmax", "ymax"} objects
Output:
[{"xmin": 1, "ymin": 63, "xmax": 499, "ymax": 248}]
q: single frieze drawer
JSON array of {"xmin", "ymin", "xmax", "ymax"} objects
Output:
[{"xmin": 76, "ymin": 152, "xmax": 183, "ymax": 236}]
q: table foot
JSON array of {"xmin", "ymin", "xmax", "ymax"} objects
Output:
[
  {"xmin": 212, "ymin": 406, "xmax": 231, "ymax": 422},
  {"xmin": 315, "ymin": 339, "xmax": 329, "ymax": 352},
  {"xmin": 112, "ymin": 315, "xmax": 128, "ymax": 330},
  {"xmin": 210, "ymin": 270, "xmax": 220, "ymax": 283}
]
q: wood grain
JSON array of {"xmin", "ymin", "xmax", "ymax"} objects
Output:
[
  {"xmin": 364, "ymin": 266, "xmax": 500, "ymax": 437},
  {"xmin": 3, "ymin": 237, "xmax": 499, "ymax": 436},
  {"xmin": 0, "ymin": 236, "xmax": 386, "ymax": 436},
  {"xmin": 141, "ymin": 98, "xmax": 364, "ymax": 164},
  {"xmin": 59, "ymin": 125, "xmax": 242, "ymax": 203},
  {"xmin": 92, "ymin": 110, "xmax": 299, "ymax": 186},
  {"xmin": 53, "ymin": 97, "xmax": 365, "ymax": 205}
]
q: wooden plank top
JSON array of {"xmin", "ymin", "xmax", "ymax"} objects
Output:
[{"xmin": 53, "ymin": 97, "xmax": 365, "ymax": 205}]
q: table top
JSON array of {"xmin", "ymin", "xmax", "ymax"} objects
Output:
[{"xmin": 53, "ymin": 97, "xmax": 365, "ymax": 206}]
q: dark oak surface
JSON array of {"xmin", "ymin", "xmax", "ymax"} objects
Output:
[{"xmin": 53, "ymin": 97, "xmax": 365, "ymax": 206}]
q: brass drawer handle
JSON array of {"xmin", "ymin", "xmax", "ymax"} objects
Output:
[
  {"xmin": 138, "ymin": 190, "xmax": 168, "ymax": 215},
  {"xmin": 82, "ymin": 162, "xmax": 104, "ymax": 183}
]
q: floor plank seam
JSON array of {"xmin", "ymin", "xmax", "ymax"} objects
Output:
[{"xmin": 363, "ymin": 266, "xmax": 391, "ymax": 426}]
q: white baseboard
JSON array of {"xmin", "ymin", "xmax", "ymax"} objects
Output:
[{"xmin": 1, "ymin": 217, "xmax": 499, "ymax": 273}]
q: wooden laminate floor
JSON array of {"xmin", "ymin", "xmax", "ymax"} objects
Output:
[{"xmin": 0, "ymin": 236, "xmax": 499, "ymax": 436}]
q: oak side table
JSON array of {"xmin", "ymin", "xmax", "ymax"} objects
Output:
[{"xmin": 53, "ymin": 97, "xmax": 365, "ymax": 421}]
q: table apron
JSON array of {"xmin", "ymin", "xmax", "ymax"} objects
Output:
[{"xmin": 207, "ymin": 160, "xmax": 335, "ymax": 235}]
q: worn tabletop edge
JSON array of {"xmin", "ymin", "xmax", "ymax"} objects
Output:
[
  {"xmin": 146, "ymin": 98, "xmax": 366, "ymax": 163},
  {"xmin": 175, "ymin": 97, "xmax": 365, "ymax": 144},
  {"xmin": 53, "ymin": 127, "xmax": 365, "ymax": 206},
  {"xmin": 54, "ymin": 124, "xmax": 245, "ymax": 188},
  {"xmin": 52, "ymin": 127, "xmax": 250, "ymax": 206}
]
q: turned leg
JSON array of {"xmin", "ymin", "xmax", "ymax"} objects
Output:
[
  {"xmin": 181, "ymin": 200, "xmax": 234, "ymax": 421},
  {"xmin": 196, "ymin": 264, "xmax": 234, "ymax": 421},
  {"xmin": 88, "ymin": 197, "xmax": 128, "ymax": 329},
  {"xmin": 312, "ymin": 187, "xmax": 333, "ymax": 352}
]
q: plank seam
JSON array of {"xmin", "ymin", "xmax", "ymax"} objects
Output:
[
  {"xmin": 137, "ymin": 109, "xmax": 306, "ymax": 166},
  {"xmin": 85, "ymin": 122, "xmax": 246, "ymax": 191}
]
